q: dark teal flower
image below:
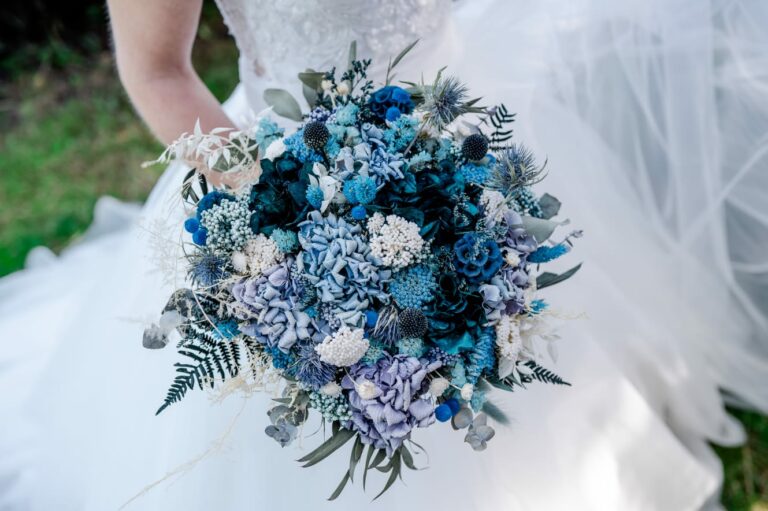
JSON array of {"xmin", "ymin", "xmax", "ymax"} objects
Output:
[
  {"xmin": 454, "ymin": 233, "xmax": 503, "ymax": 283},
  {"xmin": 367, "ymin": 85, "xmax": 414, "ymax": 121}
]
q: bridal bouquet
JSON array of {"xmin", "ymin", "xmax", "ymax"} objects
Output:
[{"xmin": 145, "ymin": 42, "xmax": 581, "ymax": 499}]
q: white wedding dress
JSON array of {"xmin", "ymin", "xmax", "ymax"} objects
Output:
[{"xmin": 2, "ymin": 0, "xmax": 768, "ymax": 509}]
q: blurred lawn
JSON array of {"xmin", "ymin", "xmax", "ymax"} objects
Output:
[
  {"xmin": 0, "ymin": 6, "xmax": 766, "ymax": 511},
  {"xmin": 0, "ymin": 8, "xmax": 238, "ymax": 275}
]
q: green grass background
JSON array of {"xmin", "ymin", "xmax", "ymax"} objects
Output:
[{"xmin": 0, "ymin": 7, "xmax": 765, "ymax": 510}]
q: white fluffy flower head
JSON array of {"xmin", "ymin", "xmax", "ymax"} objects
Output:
[
  {"xmin": 356, "ymin": 380, "xmax": 379, "ymax": 400},
  {"xmin": 368, "ymin": 214, "xmax": 426, "ymax": 269},
  {"xmin": 320, "ymin": 381, "xmax": 342, "ymax": 397},
  {"xmin": 460, "ymin": 383, "xmax": 475, "ymax": 401},
  {"xmin": 480, "ymin": 189, "xmax": 509, "ymax": 225},
  {"xmin": 314, "ymin": 325, "xmax": 369, "ymax": 367},
  {"xmin": 244, "ymin": 234, "xmax": 283, "ymax": 276},
  {"xmin": 429, "ymin": 377, "xmax": 450, "ymax": 397}
]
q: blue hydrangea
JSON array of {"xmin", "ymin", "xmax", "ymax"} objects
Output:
[
  {"xmin": 435, "ymin": 138, "xmax": 455, "ymax": 162},
  {"xmin": 454, "ymin": 233, "xmax": 503, "ymax": 283},
  {"xmin": 270, "ymin": 228, "xmax": 299, "ymax": 253},
  {"xmin": 306, "ymin": 185, "xmax": 324, "ymax": 209},
  {"xmin": 297, "ymin": 212, "xmax": 391, "ymax": 328},
  {"xmin": 383, "ymin": 115, "xmax": 419, "ymax": 152},
  {"xmin": 528, "ymin": 243, "xmax": 570, "ymax": 263},
  {"xmin": 255, "ymin": 117, "xmax": 284, "ymax": 148},
  {"xmin": 458, "ymin": 162, "xmax": 490, "ymax": 185},
  {"xmin": 389, "ymin": 265, "xmax": 437, "ymax": 309},
  {"xmin": 266, "ymin": 345, "xmax": 294, "ymax": 370},
  {"xmin": 396, "ymin": 337, "xmax": 427, "ymax": 358},
  {"xmin": 465, "ymin": 327, "xmax": 495, "ymax": 384},
  {"xmin": 342, "ymin": 175, "xmax": 377, "ymax": 205},
  {"xmin": 333, "ymin": 103, "xmax": 360, "ymax": 126}
]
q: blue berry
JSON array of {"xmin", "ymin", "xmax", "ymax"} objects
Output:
[
  {"xmin": 445, "ymin": 398, "xmax": 461, "ymax": 416},
  {"xmin": 435, "ymin": 403, "xmax": 452, "ymax": 422},
  {"xmin": 192, "ymin": 227, "xmax": 208, "ymax": 245},
  {"xmin": 351, "ymin": 205, "xmax": 367, "ymax": 220},
  {"xmin": 365, "ymin": 310, "xmax": 379, "ymax": 328},
  {"xmin": 184, "ymin": 217, "xmax": 200, "ymax": 233}
]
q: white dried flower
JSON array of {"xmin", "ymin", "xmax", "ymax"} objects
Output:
[
  {"xmin": 366, "ymin": 212, "xmax": 386, "ymax": 235},
  {"xmin": 231, "ymin": 251, "xmax": 249, "ymax": 273},
  {"xmin": 496, "ymin": 315, "xmax": 523, "ymax": 378},
  {"xmin": 336, "ymin": 81, "xmax": 351, "ymax": 96},
  {"xmin": 320, "ymin": 381, "xmax": 342, "ymax": 397},
  {"xmin": 244, "ymin": 234, "xmax": 283, "ymax": 276},
  {"xmin": 480, "ymin": 189, "xmax": 508, "ymax": 225},
  {"xmin": 356, "ymin": 380, "xmax": 379, "ymax": 400},
  {"xmin": 321, "ymin": 79, "xmax": 333, "ymax": 91},
  {"xmin": 264, "ymin": 138, "xmax": 286, "ymax": 161},
  {"xmin": 314, "ymin": 325, "xmax": 369, "ymax": 367},
  {"xmin": 368, "ymin": 214, "xmax": 426, "ymax": 269},
  {"xmin": 429, "ymin": 377, "xmax": 450, "ymax": 397},
  {"xmin": 460, "ymin": 383, "xmax": 474, "ymax": 401},
  {"xmin": 504, "ymin": 249, "xmax": 521, "ymax": 268}
]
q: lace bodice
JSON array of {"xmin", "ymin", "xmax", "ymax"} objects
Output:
[{"xmin": 214, "ymin": 0, "xmax": 452, "ymax": 112}]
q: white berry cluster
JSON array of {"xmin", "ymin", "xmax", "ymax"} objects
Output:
[
  {"xmin": 231, "ymin": 234, "xmax": 283, "ymax": 276},
  {"xmin": 495, "ymin": 314, "xmax": 523, "ymax": 364},
  {"xmin": 314, "ymin": 325, "xmax": 369, "ymax": 367},
  {"xmin": 367, "ymin": 213, "xmax": 426, "ymax": 269},
  {"xmin": 200, "ymin": 199, "xmax": 253, "ymax": 253}
]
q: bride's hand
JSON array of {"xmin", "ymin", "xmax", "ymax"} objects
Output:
[{"xmin": 108, "ymin": 0, "xmax": 236, "ymax": 145}]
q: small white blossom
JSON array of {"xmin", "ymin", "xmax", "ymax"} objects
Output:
[
  {"xmin": 460, "ymin": 383, "xmax": 475, "ymax": 401},
  {"xmin": 264, "ymin": 138, "xmax": 286, "ymax": 160},
  {"xmin": 366, "ymin": 212, "xmax": 386, "ymax": 235},
  {"xmin": 504, "ymin": 249, "xmax": 521, "ymax": 268},
  {"xmin": 495, "ymin": 315, "xmax": 523, "ymax": 379},
  {"xmin": 429, "ymin": 377, "xmax": 450, "ymax": 397},
  {"xmin": 244, "ymin": 234, "xmax": 283, "ymax": 276},
  {"xmin": 336, "ymin": 81, "xmax": 351, "ymax": 96},
  {"xmin": 480, "ymin": 189, "xmax": 508, "ymax": 225},
  {"xmin": 356, "ymin": 380, "xmax": 379, "ymax": 400},
  {"xmin": 320, "ymin": 381, "xmax": 342, "ymax": 397},
  {"xmin": 321, "ymin": 79, "xmax": 333, "ymax": 91},
  {"xmin": 314, "ymin": 326, "xmax": 369, "ymax": 367},
  {"xmin": 231, "ymin": 251, "xmax": 249, "ymax": 273},
  {"xmin": 368, "ymin": 214, "xmax": 426, "ymax": 269}
]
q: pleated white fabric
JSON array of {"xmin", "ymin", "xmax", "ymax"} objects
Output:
[{"xmin": 2, "ymin": 0, "xmax": 767, "ymax": 509}]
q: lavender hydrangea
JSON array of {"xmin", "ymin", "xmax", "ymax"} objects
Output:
[
  {"xmin": 342, "ymin": 355, "xmax": 441, "ymax": 455},
  {"xmin": 230, "ymin": 258, "xmax": 313, "ymax": 352}
]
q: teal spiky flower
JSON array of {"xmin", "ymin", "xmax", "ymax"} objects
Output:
[
  {"xmin": 487, "ymin": 143, "xmax": 547, "ymax": 196},
  {"xmin": 421, "ymin": 75, "xmax": 470, "ymax": 131},
  {"xmin": 270, "ymin": 228, "xmax": 299, "ymax": 253}
]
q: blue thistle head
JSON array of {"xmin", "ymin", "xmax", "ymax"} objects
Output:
[
  {"xmin": 189, "ymin": 250, "xmax": 229, "ymax": 287},
  {"xmin": 422, "ymin": 76, "xmax": 470, "ymax": 131},
  {"xmin": 288, "ymin": 341, "xmax": 337, "ymax": 390}
]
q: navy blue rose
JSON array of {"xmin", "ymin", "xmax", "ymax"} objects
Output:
[
  {"xmin": 454, "ymin": 233, "xmax": 503, "ymax": 283},
  {"xmin": 368, "ymin": 85, "xmax": 414, "ymax": 121}
]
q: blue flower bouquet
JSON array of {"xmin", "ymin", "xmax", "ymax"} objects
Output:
[{"xmin": 146, "ymin": 42, "xmax": 581, "ymax": 499}]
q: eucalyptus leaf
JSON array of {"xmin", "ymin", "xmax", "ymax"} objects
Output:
[
  {"xmin": 521, "ymin": 215, "xmax": 566, "ymax": 243},
  {"xmin": 328, "ymin": 472, "xmax": 351, "ymax": 501},
  {"xmin": 537, "ymin": 263, "xmax": 582, "ymax": 289},
  {"xmin": 481, "ymin": 400, "xmax": 511, "ymax": 426},
  {"xmin": 538, "ymin": 193, "xmax": 561, "ymax": 220},
  {"xmin": 374, "ymin": 453, "xmax": 401, "ymax": 500},
  {"xmin": 348, "ymin": 436, "xmax": 364, "ymax": 482},
  {"xmin": 297, "ymin": 428, "xmax": 355, "ymax": 466},
  {"xmin": 347, "ymin": 40, "xmax": 357, "ymax": 70},
  {"xmin": 264, "ymin": 88, "xmax": 303, "ymax": 121},
  {"xmin": 302, "ymin": 84, "xmax": 318, "ymax": 108},
  {"xmin": 362, "ymin": 445, "xmax": 376, "ymax": 490},
  {"xmin": 298, "ymin": 70, "xmax": 325, "ymax": 90}
]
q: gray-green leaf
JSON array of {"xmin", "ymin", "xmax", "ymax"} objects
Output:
[{"xmin": 264, "ymin": 88, "xmax": 303, "ymax": 121}]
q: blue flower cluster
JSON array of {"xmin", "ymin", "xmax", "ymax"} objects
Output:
[
  {"xmin": 454, "ymin": 233, "xmax": 503, "ymax": 283},
  {"xmin": 158, "ymin": 53, "xmax": 579, "ymax": 496},
  {"xmin": 389, "ymin": 265, "xmax": 437, "ymax": 309}
]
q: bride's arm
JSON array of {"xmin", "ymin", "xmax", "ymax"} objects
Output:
[{"xmin": 107, "ymin": 0, "xmax": 235, "ymax": 145}]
